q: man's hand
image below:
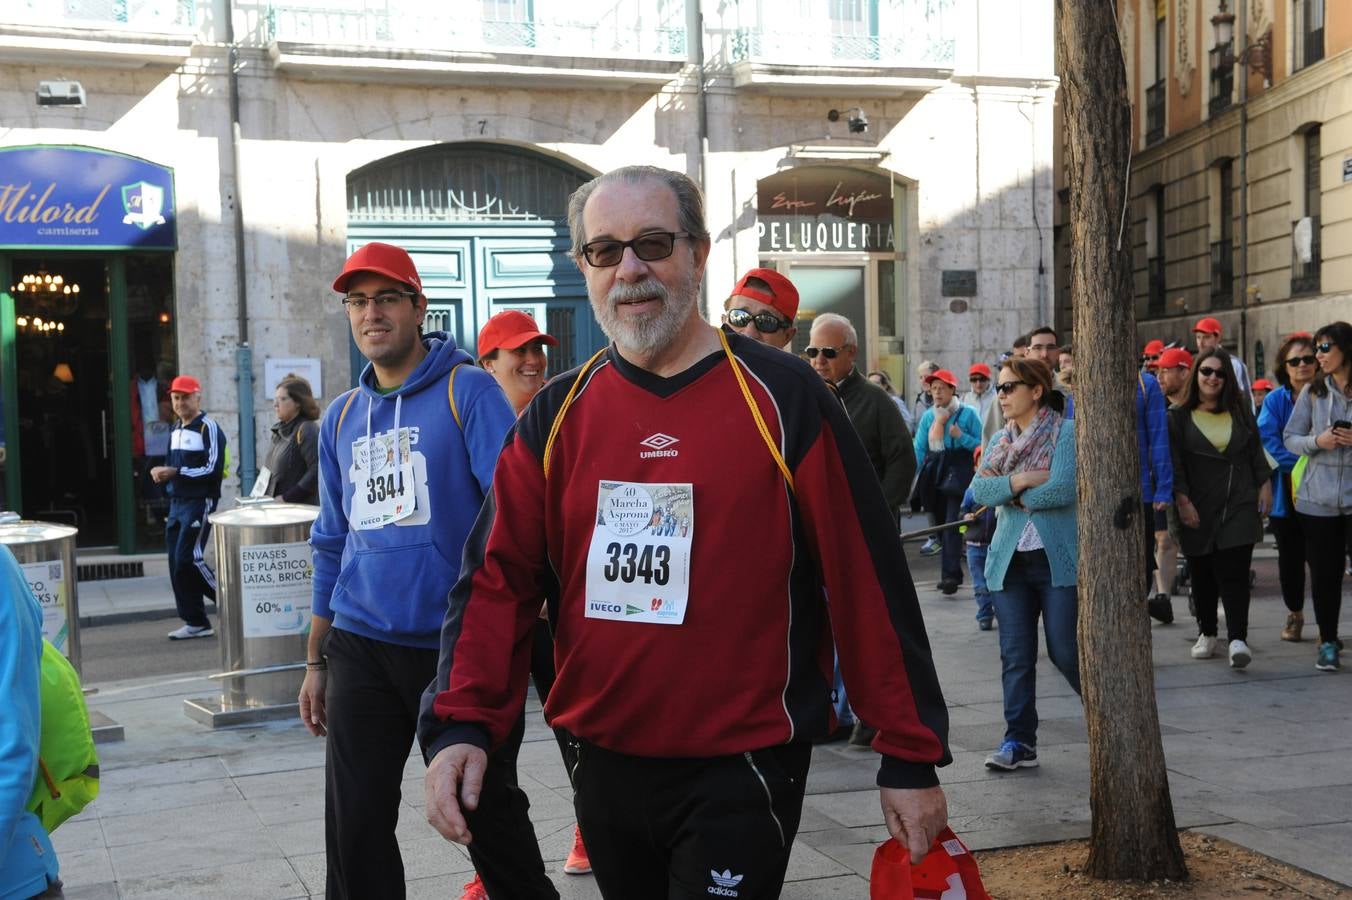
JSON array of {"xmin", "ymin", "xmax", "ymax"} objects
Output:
[
  {"xmin": 1177, "ymin": 496, "xmax": 1200, "ymax": 529},
  {"xmin": 425, "ymin": 744, "xmax": 488, "ymax": 845},
  {"xmin": 298, "ymin": 669, "xmax": 327, "ymax": 737},
  {"xmin": 880, "ymin": 785, "xmax": 948, "ymax": 864},
  {"xmin": 150, "ymin": 466, "xmax": 177, "ymax": 484},
  {"xmin": 1257, "ymin": 481, "xmax": 1273, "ymax": 516}
]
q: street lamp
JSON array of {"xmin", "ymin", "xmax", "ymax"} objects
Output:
[{"xmin": 1211, "ymin": 0, "xmax": 1273, "ymax": 84}]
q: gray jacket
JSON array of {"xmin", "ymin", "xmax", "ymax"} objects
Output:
[{"xmin": 1282, "ymin": 378, "xmax": 1352, "ymax": 516}]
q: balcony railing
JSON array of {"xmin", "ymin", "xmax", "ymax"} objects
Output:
[
  {"xmin": 730, "ymin": 27, "xmax": 955, "ymax": 67},
  {"xmin": 1291, "ymin": 216, "xmax": 1321, "ymax": 295},
  {"xmin": 2, "ymin": 0, "xmax": 196, "ymax": 29},
  {"xmin": 1148, "ymin": 256, "xmax": 1166, "ymax": 317},
  {"xmin": 1146, "ymin": 81, "xmax": 1166, "ymax": 145},
  {"xmin": 266, "ymin": 4, "xmax": 687, "ymax": 59},
  {"xmin": 1210, "ymin": 241, "xmax": 1234, "ymax": 308},
  {"xmin": 1208, "ymin": 45, "xmax": 1233, "ymax": 116}
]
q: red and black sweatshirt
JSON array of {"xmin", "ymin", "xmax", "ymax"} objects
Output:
[{"xmin": 417, "ymin": 332, "xmax": 950, "ymax": 789}]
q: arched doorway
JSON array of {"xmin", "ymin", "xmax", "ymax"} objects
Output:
[{"xmin": 345, "ymin": 143, "xmax": 602, "ymax": 380}]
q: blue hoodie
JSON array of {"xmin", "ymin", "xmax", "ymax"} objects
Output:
[
  {"xmin": 310, "ymin": 332, "xmax": 516, "ymax": 649},
  {"xmin": 0, "ymin": 547, "xmax": 59, "ymax": 900}
]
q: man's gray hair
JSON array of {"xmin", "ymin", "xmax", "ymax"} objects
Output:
[
  {"xmin": 567, "ymin": 166, "xmax": 711, "ymax": 257},
  {"xmin": 916, "ymin": 359, "xmax": 939, "ymax": 376},
  {"xmin": 812, "ymin": 312, "xmax": 858, "ymax": 347}
]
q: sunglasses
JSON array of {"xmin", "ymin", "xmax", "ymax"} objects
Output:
[
  {"xmin": 1315, "ymin": 342, "xmax": 1335, "ymax": 354},
  {"xmin": 1285, "ymin": 354, "xmax": 1317, "ymax": 367},
  {"xmin": 969, "ymin": 376, "xmax": 989, "ymax": 382},
  {"xmin": 995, "ymin": 381, "xmax": 1027, "ymax": 395},
  {"xmin": 805, "ymin": 346, "xmax": 845, "ymax": 359},
  {"xmin": 1142, "ymin": 354, "xmax": 1160, "ymax": 363},
  {"xmin": 580, "ymin": 231, "xmax": 690, "ymax": 267},
  {"xmin": 1197, "ymin": 366, "xmax": 1226, "ymax": 379},
  {"xmin": 726, "ymin": 307, "xmax": 791, "ymax": 334}
]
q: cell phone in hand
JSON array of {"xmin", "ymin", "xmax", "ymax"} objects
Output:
[{"xmin": 1335, "ymin": 420, "xmax": 1352, "ymax": 430}]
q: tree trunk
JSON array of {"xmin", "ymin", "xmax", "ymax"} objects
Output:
[{"xmin": 1056, "ymin": 0, "xmax": 1189, "ymax": 882}]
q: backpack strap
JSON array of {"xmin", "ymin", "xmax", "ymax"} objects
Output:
[
  {"xmin": 718, "ymin": 329, "xmax": 795, "ymax": 494},
  {"xmin": 543, "ymin": 349, "xmax": 609, "ymax": 480},
  {"xmin": 447, "ymin": 362, "xmax": 463, "ymax": 431},
  {"xmin": 335, "ymin": 389, "xmax": 360, "ymax": 433}
]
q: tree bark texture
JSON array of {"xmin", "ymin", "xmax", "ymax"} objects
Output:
[{"xmin": 1056, "ymin": 0, "xmax": 1188, "ymax": 882}]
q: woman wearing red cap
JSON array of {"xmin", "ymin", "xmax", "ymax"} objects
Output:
[{"xmin": 464, "ymin": 311, "xmax": 592, "ymax": 894}]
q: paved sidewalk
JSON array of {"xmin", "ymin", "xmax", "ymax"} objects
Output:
[{"xmin": 56, "ymin": 547, "xmax": 1352, "ymax": 898}]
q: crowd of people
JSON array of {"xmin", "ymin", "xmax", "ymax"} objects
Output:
[{"xmin": 11, "ymin": 163, "xmax": 1347, "ymax": 900}]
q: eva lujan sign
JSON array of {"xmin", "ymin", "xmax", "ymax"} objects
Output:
[{"xmin": 0, "ymin": 146, "xmax": 176, "ymax": 250}]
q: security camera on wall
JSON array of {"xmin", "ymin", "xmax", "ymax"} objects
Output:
[{"xmin": 827, "ymin": 107, "xmax": 869, "ymax": 135}]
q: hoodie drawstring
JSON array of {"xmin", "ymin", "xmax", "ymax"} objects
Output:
[{"xmin": 364, "ymin": 393, "xmax": 405, "ymax": 492}]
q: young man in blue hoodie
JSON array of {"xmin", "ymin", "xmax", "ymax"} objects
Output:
[
  {"xmin": 298, "ymin": 243, "xmax": 540, "ymax": 899},
  {"xmin": 0, "ymin": 546, "xmax": 62, "ymax": 898}
]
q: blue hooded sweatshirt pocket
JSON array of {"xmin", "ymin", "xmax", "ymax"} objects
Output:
[{"xmin": 331, "ymin": 541, "xmax": 459, "ymax": 645}]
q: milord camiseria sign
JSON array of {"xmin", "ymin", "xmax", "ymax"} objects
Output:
[{"xmin": 0, "ymin": 146, "xmax": 177, "ymax": 250}]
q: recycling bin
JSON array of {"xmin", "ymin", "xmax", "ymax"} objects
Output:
[
  {"xmin": 183, "ymin": 501, "xmax": 318, "ymax": 728},
  {"xmin": 0, "ymin": 516, "xmax": 81, "ymax": 676}
]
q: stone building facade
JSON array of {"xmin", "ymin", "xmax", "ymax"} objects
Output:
[
  {"xmin": 0, "ymin": 0, "xmax": 1053, "ymax": 552},
  {"xmin": 1055, "ymin": 0, "xmax": 1351, "ymax": 369}
]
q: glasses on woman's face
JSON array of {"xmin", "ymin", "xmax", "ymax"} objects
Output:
[
  {"xmin": 1285, "ymin": 354, "xmax": 1317, "ymax": 368},
  {"xmin": 1197, "ymin": 366, "xmax": 1226, "ymax": 379},
  {"xmin": 995, "ymin": 381, "xmax": 1027, "ymax": 396},
  {"xmin": 1315, "ymin": 342, "xmax": 1335, "ymax": 354}
]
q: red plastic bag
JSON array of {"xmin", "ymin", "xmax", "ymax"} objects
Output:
[{"xmin": 870, "ymin": 827, "xmax": 992, "ymax": 899}]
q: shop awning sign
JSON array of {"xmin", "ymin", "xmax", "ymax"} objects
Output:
[{"xmin": 0, "ymin": 145, "xmax": 176, "ymax": 250}]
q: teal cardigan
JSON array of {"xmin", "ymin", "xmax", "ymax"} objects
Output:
[{"xmin": 969, "ymin": 418, "xmax": 1078, "ymax": 591}]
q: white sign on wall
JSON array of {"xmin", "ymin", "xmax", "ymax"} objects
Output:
[
  {"xmin": 239, "ymin": 542, "xmax": 313, "ymax": 638},
  {"xmin": 264, "ymin": 358, "xmax": 322, "ymax": 401}
]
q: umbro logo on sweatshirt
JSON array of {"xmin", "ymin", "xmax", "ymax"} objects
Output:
[{"xmin": 639, "ymin": 433, "xmax": 680, "ymax": 459}]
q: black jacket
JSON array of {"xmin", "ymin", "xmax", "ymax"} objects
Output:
[
  {"xmin": 263, "ymin": 416, "xmax": 320, "ymax": 504},
  {"xmin": 166, "ymin": 412, "xmax": 226, "ymax": 500},
  {"xmin": 835, "ymin": 368, "xmax": 916, "ymax": 514},
  {"xmin": 1168, "ymin": 405, "xmax": 1271, "ymax": 556}
]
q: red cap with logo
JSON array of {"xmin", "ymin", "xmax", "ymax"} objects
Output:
[
  {"xmin": 729, "ymin": 268, "xmax": 799, "ymax": 321},
  {"xmin": 333, "ymin": 242, "xmax": 423, "ymax": 294},
  {"xmin": 1157, "ymin": 348, "xmax": 1193, "ymax": 370},
  {"xmin": 924, "ymin": 369, "xmax": 959, "ymax": 389},
  {"xmin": 1143, "ymin": 339, "xmax": 1165, "ymax": 356},
  {"xmin": 1193, "ymin": 316, "xmax": 1222, "ymax": 335},
  {"xmin": 477, "ymin": 310, "xmax": 559, "ymax": 358},
  {"xmin": 1251, "ymin": 378, "xmax": 1275, "ymax": 392},
  {"xmin": 169, "ymin": 375, "xmax": 201, "ymax": 394},
  {"xmin": 968, "ymin": 363, "xmax": 992, "ymax": 379}
]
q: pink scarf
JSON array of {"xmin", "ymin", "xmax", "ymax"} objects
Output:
[{"xmin": 979, "ymin": 405, "xmax": 1062, "ymax": 477}]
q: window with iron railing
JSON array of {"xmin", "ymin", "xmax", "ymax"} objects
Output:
[
  {"xmin": 1148, "ymin": 257, "xmax": 1166, "ymax": 316},
  {"xmin": 1210, "ymin": 242, "xmax": 1234, "ymax": 307},
  {"xmin": 1209, "ymin": 44, "xmax": 1233, "ymax": 116},
  {"xmin": 1291, "ymin": 216, "xmax": 1321, "ymax": 295},
  {"xmin": 1146, "ymin": 82, "xmax": 1166, "ymax": 145}
]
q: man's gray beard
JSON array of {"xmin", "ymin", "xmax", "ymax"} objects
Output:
[{"xmin": 594, "ymin": 274, "xmax": 697, "ymax": 356}]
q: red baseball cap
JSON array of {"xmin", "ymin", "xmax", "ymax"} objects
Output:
[
  {"xmin": 729, "ymin": 268, "xmax": 799, "ymax": 321},
  {"xmin": 1143, "ymin": 339, "xmax": 1165, "ymax": 356},
  {"xmin": 333, "ymin": 242, "xmax": 422, "ymax": 294},
  {"xmin": 968, "ymin": 363, "xmax": 992, "ymax": 379},
  {"xmin": 924, "ymin": 369, "xmax": 959, "ymax": 389},
  {"xmin": 1286, "ymin": 330, "xmax": 1313, "ymax": 341},
  {"xmin": 1251, "ymin": 378, "xmax": 1275, "ymax": 392},
  {"xmin": 169, "ymin": 375, "xmax": 201, "ymax": 394},
  {"xmin": 1157, "ymin": 348, "xmax": 1193, "ymax": 370},
  {"xmin": 1193, "ymin": 316, "xmax": 1222, "ymax": 335},
  {"xmin": 477, "ymin": 310, "xmax": 558, "ymax": 358}
]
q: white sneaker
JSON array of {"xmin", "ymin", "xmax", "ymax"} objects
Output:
[
  {"xmin": 168, "ymin": 624, "xmax": 215, "ymax": 640},
  {"xmin": 1228, "ymin": 639, "xmax": 1251, "ymax": 669},
  {"xmin": 1190, "ymin": 634, "xmax": 1216, "ymax": 659}
]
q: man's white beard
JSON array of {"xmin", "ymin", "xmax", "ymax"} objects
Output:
[{"xmin": 593, "ymin": 272, "xmax": 698, "ymax": 356}]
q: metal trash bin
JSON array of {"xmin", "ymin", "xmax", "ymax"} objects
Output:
[
  {"xmin": 183, "ymin": 501, "xmax": 318, "ymax": 728},
  {"xmin": 0, "ymin": 515, "xmax": 81, "ymax": 676}
]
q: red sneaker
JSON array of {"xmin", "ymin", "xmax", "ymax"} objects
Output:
[
  {"xmin": 458, "ymin": 872, "xmax": 488, "ymax": 900},
  {"xmin": 563, "ymin": 825, "xmax": 591, "ymax": 875}
]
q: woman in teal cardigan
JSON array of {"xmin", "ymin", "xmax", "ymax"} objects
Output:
[{"xmin": 970, "ymin": 357, "xmax": 1079, "ymax": 772}]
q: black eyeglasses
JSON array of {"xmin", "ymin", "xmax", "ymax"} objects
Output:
[
  {"xmin": 726, "ymin": 307, "xmax": 791, "ymax": 334},
  {"xmin": 580, "ymin": 231, "xmax": 690, "ymax": 267},
  {"xmin": 1197, "ymin": 366, "xmax": 1226, "ymax": 379},
  {"xmin": 342, "ymin": 290, "xmax": 415, "ymax": 313},
  {"xmin": 805, "ymin": 346, "xmax": 845, "ymax": 359},
  {"xmin": 995, "ymin": 381, "xmax": 1027, "ymax": 395},
  {"xmin": 1285, "ymin": 354, "xmax": 1317, "ymax": 367},
  {"xmin": 1315, "ymin": 342, "xmax": 1335, "ymax": 354}
]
